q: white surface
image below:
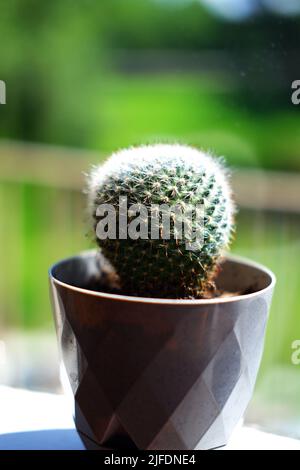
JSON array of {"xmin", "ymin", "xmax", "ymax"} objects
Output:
[
  {"xmin": 0, "ymin": 386, "xmax": 74, "ymax": 433},
  {"xmin": 0, "ymin": 386, "xmax": 300, "ymax": 450}
]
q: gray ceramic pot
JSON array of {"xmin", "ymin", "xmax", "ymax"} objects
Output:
[{"xmin": 49, "ymin": 251, "xmax": 275, "ymax": 450}]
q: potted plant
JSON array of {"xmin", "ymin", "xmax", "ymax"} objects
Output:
[{"xmin": 49, "ymin": 144, "xmax": 275, "ymax": 450}]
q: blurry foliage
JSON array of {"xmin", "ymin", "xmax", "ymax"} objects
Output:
[
  {"xmin": 0, "ymin": 0, "xmax": 106, "ymax": 146},
  {"xmin": 0, "ymin": 0, "xmax": 299, "ymax": 169},
  {"xmin": 0, "ymin": 181, "xmax": 86, "ymax": 329}
]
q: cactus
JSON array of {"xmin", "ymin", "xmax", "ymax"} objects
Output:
[{"xmin": 88, "ymin": 144, "xmax": 235, "ymax": 299}]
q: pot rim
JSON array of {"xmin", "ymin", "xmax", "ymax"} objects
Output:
[{"xmin": 49, "ymin": 250, "xmax": 276, "ymax": 305}]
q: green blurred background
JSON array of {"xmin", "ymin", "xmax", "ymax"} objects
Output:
[{"xmin": 0, "ymin": 0, "xmax": 300, "ymax": 437}]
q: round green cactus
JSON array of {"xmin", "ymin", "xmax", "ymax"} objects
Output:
[{"xmin": 88, "ymin": 144, "xmax": 235, "ymax": 299}]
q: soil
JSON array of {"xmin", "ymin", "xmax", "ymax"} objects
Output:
[
  {"xmin": 84, "ymin": 276, "xmax": 254, "ymax": 300},
  {"xmin": 83, "ymin": 252, "xmax": 256, "ymax": 300}
]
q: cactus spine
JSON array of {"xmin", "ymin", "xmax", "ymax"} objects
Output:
[{"xmin": 88, "ymin": 144, "xmax": 235, "ymax": 298}]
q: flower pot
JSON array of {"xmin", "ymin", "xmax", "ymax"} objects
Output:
[{"xmin": 49, "ymin": 250, "xmax": 275, "ymax": 450}]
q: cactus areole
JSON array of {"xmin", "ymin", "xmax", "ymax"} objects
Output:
[{"xmin": 88, "ymin": 144, "xmax": 235, "ymax": 299}]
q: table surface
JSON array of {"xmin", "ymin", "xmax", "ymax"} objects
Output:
[{"xmin": 0, "ymin": 386, "xmax": 299, "ymax": 451}]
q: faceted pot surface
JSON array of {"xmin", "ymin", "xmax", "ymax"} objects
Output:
[{"xmin": 49, "ymin": 251, "xmax": 275, "ymax": 450}]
